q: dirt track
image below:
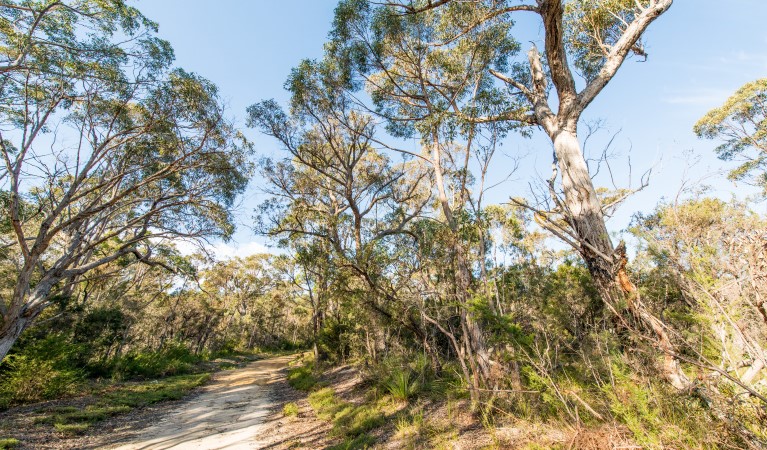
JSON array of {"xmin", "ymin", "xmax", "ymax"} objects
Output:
[{"xmin": 109, "ymin": 354, "xmax": 293, "ymax": 450}]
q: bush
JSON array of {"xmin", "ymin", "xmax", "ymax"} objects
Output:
[
  {"xmin": 385, "ymin": 369, "xmax": 421, "ymax": 401},
  {"xmin": 283, "ymin": 402, "xmax": 299, "ymax": 417},
  {"xmin": 0, "ymin": 354, "xmax": 82, "ymax": 407},
  {"xmin": 112, "ymin": 343, "xmax": 200, "ymax": 379}
]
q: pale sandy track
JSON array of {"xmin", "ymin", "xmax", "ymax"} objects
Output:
[{"xmin": 109, "ymin": 355, "xmax": 293, "ymax": 450}]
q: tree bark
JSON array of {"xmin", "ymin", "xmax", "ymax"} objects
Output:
[{"xmin": 551, "ymin": 127, "xmax": 690, "ymax": 390}]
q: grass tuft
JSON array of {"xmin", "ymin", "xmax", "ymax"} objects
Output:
[
  {"xmin": 325, "ymin": 433, "xmax": 376, "ymax": 450},
  {"xmin": 53, "ymin": 423, "xmax": 90, "ymax": 436},
  {"xmin": 0, "ymin": 438, "xmax": 19, "ymax": 449},
  {"xmin": 287, "ymin": 364, "xmax": 317, "ymax": 391},
  {"xmin": 282, "ymin": 402, "xmax": 299, "ymax": 417}
]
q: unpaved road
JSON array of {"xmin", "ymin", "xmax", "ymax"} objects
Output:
[{"xmin": 110, "ymin": 354, "xmax": 293, "ymax": 450}]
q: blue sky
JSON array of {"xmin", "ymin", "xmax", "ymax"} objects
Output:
[{"xmin": 136, "ymin": 1, "xmax": 767, "ymax": 257}]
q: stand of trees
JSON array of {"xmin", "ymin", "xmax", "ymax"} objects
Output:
[{"xmin": 1, "ymin": 1, "xmax": 765, "ymax": 447}]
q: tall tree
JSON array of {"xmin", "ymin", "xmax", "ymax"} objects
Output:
[
  {"xmin": 340, "ymin": 0, "xmax": 687, "ymax": 389},
  {"xmin": 0, "ymin": 1, "xmax": 251, "ymax": 361}
]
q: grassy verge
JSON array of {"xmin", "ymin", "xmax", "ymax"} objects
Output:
[
  {"xmin": 286, "ymin": 354, "xmax": 320, "ymax": 391},
  {"xmin": 30, "ymin": 373, "xmax": 211, "ymax": 436},
  {"xmin": 286, "ymin": 357, "xmax": 471, "ymax": 450},
  {"xmin": 308, "ymin": 387, "xmax": 385, "ymax": 449}
]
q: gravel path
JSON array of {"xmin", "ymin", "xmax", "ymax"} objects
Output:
[{"xmin": 109, "ymin": 355, "xmax": 293, "ymax": 450}]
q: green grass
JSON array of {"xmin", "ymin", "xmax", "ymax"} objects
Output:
[
  {"xmin": 332, "ymin": 403, "xmax": 384, "ymax": 437},
  {"xmin": 283, "ymin": 402, "xmax": 299, "ymax": 417},
  {"xmin": 307, "ymin": 387, "xmax": 384, "ymax": 446},
  {"xmin": 100, "ymin": 373, "xmax": 210, "ymax": 407},
  {"xmin": 287, "ymin": 364, "xmax": 318, "ymax": 391},
  {"xmin": 308, "ymin": 388, "xmax": 342, "ymax": 420},
  {"xmin": 0, "ymin": 438, "xmax": 19, "ymax": 449},
  {"xmin": 53, "ymin": 423, "xmax": 90, "ymax": 436},
  {"xmin": 325, "ymin": 433, "xmax": 376, "ymax": 450},
  {"xmin": 31, "ymin": 373, "xmax": 210, "ymax": 437},
  {"xmin": 35, "ymin": 405, "xmax": 131, "ymax": 425}
]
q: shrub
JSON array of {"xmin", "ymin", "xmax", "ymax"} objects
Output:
[
  {"xmin": 283, "ymin": 402, "xmax": 299, "ymax": 417},
  {"xmin": 0, "ymin": 354, "xmax": 82, "ymax": 406},
  {"xmin": 112, "ymin": 343, "xmax": 200, "ymax": 379},
  {"xmin": 385, "ymin": 369, "xmax": 421, "ymax": 401}
]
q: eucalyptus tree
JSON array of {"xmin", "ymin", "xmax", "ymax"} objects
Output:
[
  {"xmin": 335, "ymin": 0, "xmax": 688, "ymax": 389},
  {"xmin": 325, "ymin": 0, "xmax": 526, "ymax": 391},
  {"xmin": 0, "ymin": 1, "xmax": 251, "ymax": 360},
  {"xmin": 695, "ymin": 78, "xmax": 767, "ymax": 192},
  {"xmin": 248, "ymin": 62, "xmax": 475, "ymax": 371}
]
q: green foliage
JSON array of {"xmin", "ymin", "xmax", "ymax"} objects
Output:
[
  {"xmin": 0, "ymin": 438, "xmax": 20, "ymax": 449},
  {"xmin": 564, "ymin": 0, "xmax": 642, "ymax": 81},
  {"xmin": 695, "ymin": 78, "xmax": 767, "ymax": 189},
  {"xmin": 0, "ymin": 353, "xmax": 83, "ymax": 407},
  {"xmin": 288, "ymin": 365, "xmax": 318, "ymax": 391},
  {"xmin": 385, "ymin": 369, "xmax": 421, "ymax": 401},
  {"xmin": 283, "ymin": 402, "xmax": 299, "ymax": 417},
  {"xmin": 53, "ymin": 423, "xmax": 90, "ymax": 436},
  {"xmin": 332, "ymin": 403, "xmax": 385, "ymax": 437},
  {"xmin": 112, "ymin": 344, "xmax": 200, "ymax": 379},
  {"xmin": 602, "ymin": 364, "xmax": 712, "ymax": 448},
  {"xmin": 309, "ymin": 388, "xmax": 343, "ymax": 421},
  {"xmin": 308, "ymin": 387, "xmax": 384, "ymax": 441}
]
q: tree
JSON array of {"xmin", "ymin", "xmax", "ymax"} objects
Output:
[
  {"xmin": 694, "ymin": 78, "xmax": 767, "ymax": 191},
  {"xmin": 0, "ymin": 1, "xmax": 251, "ymax": 361},
  {"xmin": 249, "ymin": 82, "xmax": 438, "ymax": 363},
  {"xmin": 333, "ymin": 0, "xmax": 688, "ymax": 389}
]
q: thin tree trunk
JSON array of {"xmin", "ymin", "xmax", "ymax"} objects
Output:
[{"xmin": 430, "ymin": 136, "xmax": 493, "ymax": 388}]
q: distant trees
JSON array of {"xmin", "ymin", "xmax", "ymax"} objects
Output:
[{"xmin": 0, "ymin": 1, "xmax": 251, "ymax": 361}]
